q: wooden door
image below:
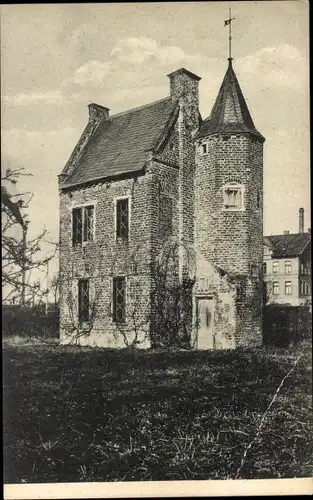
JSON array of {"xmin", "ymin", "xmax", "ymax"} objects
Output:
[{"xmin": 196, "ymin": 297, "xmax": 215, "ymax": 349}]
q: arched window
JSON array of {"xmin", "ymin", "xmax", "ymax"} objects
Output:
[{"xmin": 222, "ymin": 182, "xmax": 245, "ymax": 211}]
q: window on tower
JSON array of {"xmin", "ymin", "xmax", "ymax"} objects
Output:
[
  {"xmin": 201, "ymin": 143, "xmax": 208, "ymax": 154},
  {"xmin": 222, "ymin": 183, "xmax": 244, "ymax": 211}
]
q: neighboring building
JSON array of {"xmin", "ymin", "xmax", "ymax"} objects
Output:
[
  {"xmin": 263, "ymin": 209, "xmax": 311, "ymax": 306},
  {"xmin": 58, "ymin": 57, "xmax": 265, "ymax": 350}
]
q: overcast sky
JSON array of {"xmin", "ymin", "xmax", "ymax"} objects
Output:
[{"xmin": 1, "ymin": 2, "xmax": 310, "ymax": 278}]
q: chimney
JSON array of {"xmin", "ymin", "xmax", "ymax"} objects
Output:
[
  {"xmin": 299, "ymin": 208, "xmax": 304, "ymax": 234},
  {"xmin": 167, "ymin": 68, "xmax": 201, "ymax": 125},
  {"xmin": 88, "ymin": 103, "xmax": 110, "ymax": 124},
  {"xmin": 283, "ymin": 230, "xmax": 289, "ymax": 235}
]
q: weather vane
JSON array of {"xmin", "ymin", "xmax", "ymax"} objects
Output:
[{"xmin": 224, "ymin": 8, "xmax": 235, "ymax": 60}]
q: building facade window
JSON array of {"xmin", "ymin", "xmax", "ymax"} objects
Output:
[
  {"xmin": 116, "ymin": 198, "xmax": 129, "ymax": 240},
  {"xmin": 300, "ymin": 262, "xmax": 305, "ymax": 274},
  {"xmin": 285, "ymin": 261, "xmax": 292, "ymax": 274},
  {"xmin": 78, "ymin": 279, "xmax": 90, "ymax": 323},
  {"xmin": 300, "ymin": 280, "xmax": 304, "ymax": 295},
  {"xmin": 272, "ymin": 261, "xmax": 279, "ymax": 274},
  {"xmin": 262, "ymin": 262, "xmax": 267, "ymax": 275},
  {"xmin": 201, "ymin": 143, "xmax": 208, "ymax": 154},
  {"xmin": 113, "ymin": 277, "xmax": 126, "ymax": 323},
  {"xmin": 251, "ymin": 264, "xmax": 259, "ymax": 279},
  {"xmin": 72, "ymin": 205, "xmax": 94, "ymax": 246},
  {"xmin": 273, "ymin": 282, "xmax": 279, "ymax": 295},
  {"xmin": 222, "ymin": 183, "xmax": 244, "ymax": 211},
  {"xmin": 285, "ymin": 281, "xmax": 292, "ymax": 295},
  {"xmin": 301, "ymin": 281, "xmax": 310, "ymax": 296}
]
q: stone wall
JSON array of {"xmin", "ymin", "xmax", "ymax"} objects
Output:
[
  {"xmin": 59, "ymin": 173, "xmax": 152, "ymax": 348},
  {"xmin": 194, "ymin": 133, "xmax": 264, "ymax": 347}
]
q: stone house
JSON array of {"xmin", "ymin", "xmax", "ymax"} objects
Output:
[
  {"xmin": 263, "ymin": 209, "xmax": 311, "ymax": 307},
  {"xmin": 58, "ymin": 57, "xmax": 265, "ymax": 349}
]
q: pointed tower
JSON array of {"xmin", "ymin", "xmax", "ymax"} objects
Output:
[{"xmin": 193, "ymin": 58, "xmax": 265, "ymax": 348}]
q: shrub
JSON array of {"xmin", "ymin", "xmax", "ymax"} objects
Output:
[
  {"xmin": 2, "ymin": 305, "xmax": 59, "ymax": 339},
  {"xmin": 263, "ymin": 304, "xmax": 312, "ymax": 347}
]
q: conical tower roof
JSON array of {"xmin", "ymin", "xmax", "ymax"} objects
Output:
[{"xmin": 197, "ymin": 59, "xmax": 264, "ymax": 141}]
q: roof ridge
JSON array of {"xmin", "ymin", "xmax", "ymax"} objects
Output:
[{"xmin": 110, "ymin": 96, "xmax": 173, "ymax": 119}]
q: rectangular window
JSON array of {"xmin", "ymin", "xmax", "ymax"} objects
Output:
[
  {"xmin": 201, "ymin": 143, "xmax": 207, "ymax": 154},
  {"xmin": 251, "ymin": 264, "xmax": 259, "ymax": 279},
  {"xmin": 116, "ymin": 198, "xmax": 129, "ymax": 240},
  {"xmin": 262, "ymin": 263, "xmax": 267, "ymax": 275},
  {"xmin": 301, "ymin": 281, "xmax": 310, "ymax": 296},
  {"xmin": 78, "ymin": 279, "xmax": 89, "ymax": 323},
  {"xmin": 273, "ymin": 261, "xmax": 279, "ymax": 274},
  {"xmin": 72, "ymin": 205, "xmax": 94, "ymax": 245},
  {"xmin": 113, "ymin": 277, "xmax": 126, "ymax": 323},
  {"xmin": 300, "ymin": 262, "xmax": 305, "ymax": 274},
  {"xmin": 273, "ymin": 282, "xmax": 279, "ymax": 295},
  {"xmin": 285, "ymin": 281, "xmax": 292, "ymax": 295},
  {"xmin": 285, "ymin": 261, "xmax": 292, "ymax": 274},
  {"xmin": 223, "ymin": 184, "xmax": 244, "ymax": 210},
  {"xmin": 300, "ymin": 280, "xmax": 304, "ymax": 295}
]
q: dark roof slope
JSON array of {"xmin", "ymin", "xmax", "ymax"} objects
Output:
[
  {"xmin": 264, "ymin": 233, "xmax": 311, "ymax": 258},
  {"xmin": 196, "ymin": 59, "xmax": 264, "ymax": 141},
  {"xmin": 61, "ymin": 97, "xmax": 178, "ymax": 188}
]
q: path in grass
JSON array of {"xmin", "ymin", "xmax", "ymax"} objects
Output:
[{"xmin": 3, "ymin": 342, "xmax": 312, "ymax": 483}]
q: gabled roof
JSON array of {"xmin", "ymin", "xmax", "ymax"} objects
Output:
[
  {"xmin": 196, "ymin": 59, "xmax": 264, "ymax": 141},
  {"xmin": 60, "ymin": 97, "xmax": 178, "ymax": 189},
  {"xmin": 263, "ymin": 233, "xmax": 311, "ymax": 258}
]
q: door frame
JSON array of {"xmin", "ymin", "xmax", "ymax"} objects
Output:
[{"xmin": 194, "ymin": 294, "xmax": 216, "ymax": 349}]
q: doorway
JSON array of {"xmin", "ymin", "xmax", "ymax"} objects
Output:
[{"xmin": 196, "ymin": 297, "xmax": 215, "ymax": 349}]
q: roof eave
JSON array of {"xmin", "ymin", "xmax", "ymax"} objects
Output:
[
  {"xmin": 59, "ymin": 166, "xmax": 146, "ymax": 192},
  {"xmin": 195, "ymin": 128, "xmax": 265, "ymax": 142}
]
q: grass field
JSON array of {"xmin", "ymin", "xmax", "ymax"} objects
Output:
[{"xmin": 3, "ymin": 339, "xmax": 312, "ymax": 483}]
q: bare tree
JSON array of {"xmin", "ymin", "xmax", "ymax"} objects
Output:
[
  {"xmin": 1, "ymin": 167, "xmax": 57, "ymax": 305},
  {"xmin": 108, "ymin": 240, "xmax": 151, "ymax": 348},
  {"xmin": 60, "ymin": 236, "xmax": 196, "ymax": 349},
  {"xmin": 151, "ymin": 237, "xmax": 196, "ymax": 348}
]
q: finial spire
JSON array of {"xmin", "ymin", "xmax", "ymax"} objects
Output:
[{"xmin": 224, "ymin": 8, "xmax": 235, "ymax": 61}]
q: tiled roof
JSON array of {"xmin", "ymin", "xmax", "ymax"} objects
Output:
[
  {"xmin": 61, "ymin": 97, "xmax": 178, "ymax": 188},
  {"xmin": 263, "ymin": 233, "xmax": 311, "ymax": 258},
  {"xmin": 196, "ymin": 59, "xmax": 264, "ymax": 141}
]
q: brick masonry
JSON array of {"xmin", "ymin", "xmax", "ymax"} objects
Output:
[
  {"xmin": 59, "ymin": 67, "xmax": 264, "ymax": 349},
  {"xmin": 194, "ymin": 134, "xmax": 263, "ymax": 347}
]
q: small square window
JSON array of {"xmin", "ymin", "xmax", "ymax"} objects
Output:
[
  {"xmin": 201, "ymin": 143, "xmax": 207, "ymax": 154},
  {"xmin": 223, "ymin": 184, "xmax": 244, "ymax": 210}
]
